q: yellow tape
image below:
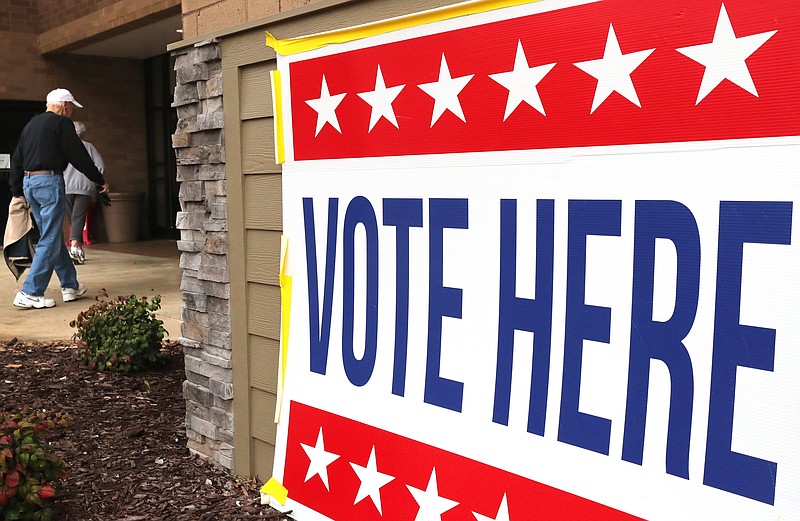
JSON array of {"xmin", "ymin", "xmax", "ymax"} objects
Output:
[
  {"xmin": 266, "ymin": 0, "xmax": 541, "ymax": 55},
  {"xmin": 270, "ymin": 69, "xmax": 285, "ymax": 164},
  {"xmin": 260, "ymin": 477, "xmax": 289, "ymax": 505},
  {"xmin": 275, "ymin": 235, "xmax": 292, "ymax": 423}
]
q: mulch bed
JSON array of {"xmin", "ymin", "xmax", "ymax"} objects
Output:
[{"xmin": 0, "ymin": 338, "xmax": 292, "ymax": 520}]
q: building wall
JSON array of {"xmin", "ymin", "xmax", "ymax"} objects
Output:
[
  {"xmin": 46, "ymin": 55, "xmax": 148, "ymax": 196},
  {"xmin": 0, "ymin": 0, "xmax": 41, "ymax": 33},
  {"xmin": 181, "ymin": 0, "xmax": 319, "ymax": 39},
  {"xmin": 0, "ymin": 0, "xmax": 151, "ymax": 240},
  {"xmin": 171, "ymin": 0, "xmax": 466, "ymax": 480},
  {"xmin": 171, "ymin": 40, "xmax": 233, "ymax": 468},
  {"xmin": 37, "ymin": 0, "xmax": 118, "ymax": 32},
  {"xmin": 37, "ymin": 0, "xmax": 181, "ymax": 54}
]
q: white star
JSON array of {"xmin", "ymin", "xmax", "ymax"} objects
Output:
[
  {"xmin": 473, "ymin": 493, "xmax": 511, "ymax": 521},
  {"xmin": 489, "ymin": 40, "xmax": 556, "ymax": 120},
  {"xmin": 357, "ymin": 66, "xmax": 406, "ymax": 132},
  {"xmin": 349, "ymin": 446, "xmax": 395, "ymax": 515},
  {"xmin": 407, "ymin": 468, "xmax": 459, "ymax": 521},
  {"xmin": 305, "ymin": 75, "xmax": 347, "ymax": 136},
  {"xmin": 300, "ymin": 427, "xmax": 340, "ymax": 490},
  {"xmin": 418, "ymin": 54, "xmax": 474, "ymax": 126},
  {"xmin": 676, "ymin": 3, "xmax": 776, "ymax": 104},
  {"xmin": 574, "ymin": 23, "xmax": 655, "ymax": 113}
]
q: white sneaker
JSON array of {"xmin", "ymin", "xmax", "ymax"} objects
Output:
[
  {"xmin": 13, "ymin": 292, "xmax": 56, "ymax": 309},
  {"xmin": 62, "ymin": 283, "xmax": 88, "ymax": 302}
]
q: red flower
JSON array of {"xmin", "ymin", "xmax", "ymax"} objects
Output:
[
  {"xmin": 5, "ymin": 470, "xmax": 20, "ymax": 488},
  {"xmin": 39, "ymin": 485, "xmax": 56, "ymax": 499}
]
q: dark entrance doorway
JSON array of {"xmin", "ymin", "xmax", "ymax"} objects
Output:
[
  {"xmin": 144, "ymin": 54, "xmax": 179, "ymax": 240},
  {"xmin": 0, "ymin": 101, "xmax": 44, "ymax": 234}
]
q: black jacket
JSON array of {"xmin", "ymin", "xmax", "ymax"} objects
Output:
[{"xmin": 9, "ymin": 111, "xmax": 105, "ymax": 196}]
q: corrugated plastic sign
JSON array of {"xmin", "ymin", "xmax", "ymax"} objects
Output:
[{"xmin": 269, "ymin": 0, "xmax": 800, "ymax": 519}]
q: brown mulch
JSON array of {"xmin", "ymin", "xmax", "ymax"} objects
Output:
[{"xmin": 0, "ymin": 338, "xmax": 291, "ymax": 520}]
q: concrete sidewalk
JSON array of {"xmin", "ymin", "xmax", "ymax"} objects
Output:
[{"xmin": 0, "ymin": 240, "xmax": 182, "ymax": 342}]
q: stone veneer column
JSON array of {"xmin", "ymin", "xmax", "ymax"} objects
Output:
[{"xmin": 171, "ymin": 39, "xmax": 234, "ymax": 470}]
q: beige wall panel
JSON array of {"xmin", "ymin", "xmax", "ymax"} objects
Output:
[
  {"xmin": 249, "ymin": 334, "xmax": 280, "ymax": 393},
  {"xmin": 224, "ymin": 54, "xmax": 253, "ymax": 475},
  {"xmin": 252, "ymin": 439, "xmax": 276, "ymax": 481},
  {"xmin": 250, "ymin": 387, "xmax": 278, "ymax": 444},
  {"xmin": 246, "ymin": 229, "xmax": 282, "ymax": 284},
  {"xmin": 243, "ymin": 174, "xmax": 282, "ymax": 230},
  {"xmin": 248, "ymin": 282, "xmax": 281, "ymax": 339},
  {"xmin": 242, "ymin": 117, "xmax": 277, "ymax": 172},
  {"xmin": 222, "ymin": 32, "xmax": 276, "ymax": 67},
  {"xmin": 241, "ymin": 62, "xmax": 276, "ymax": 120}
]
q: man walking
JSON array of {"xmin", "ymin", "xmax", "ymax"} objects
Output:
[{"xmin": 9, "ymin": 88, "xmax": 109, "ymax": 308}]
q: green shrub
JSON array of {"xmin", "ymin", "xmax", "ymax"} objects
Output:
[
  {"xmin": 71, "ymin": 291, "xmax": 167, "ymax": 373},
  {"xmin": 0, "ymin": 410, "xmax": 68, "ymax": 521}
]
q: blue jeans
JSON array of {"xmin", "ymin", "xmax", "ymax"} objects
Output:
[{"xmin": 22, "ymin": 174, "xmax": 79, "ymax": 296}]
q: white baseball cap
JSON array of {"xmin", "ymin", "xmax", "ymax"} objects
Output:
[{"xmin": 46, "ymin": 88, "xmax": 84, "ymax": 108}]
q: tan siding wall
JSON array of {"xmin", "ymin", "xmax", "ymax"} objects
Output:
[
  {"xmin": 245, "ymin": 230, "xmax": 281, "ymax": 284},
  {"xmin": 247, "ymin": 283, "xmax": 280, "ymax": 337},
  {"xmin": 251, "ymin": 439, "xmax": 275, "ymax": 481},
  {"xmin": 240, "ymin": 62, "xmax": 274, "ymax": 119},
  {"xmin": 241, "ymin": 119, "xmax": 277, "ymax": 171},
  {"xmin": 249, "ymin": 334, "xmax": 279, "ymax": 391},
  {"xmin": 243, "ymin": 175, "xmax": 282, "ymax": 228},
  {"xmin": 250, "ymin": 388, "xmax": 277, "ymax": 444},
  {"xmin": 220, "ymin": 0, "xmax": 470, "ymax": 479}
]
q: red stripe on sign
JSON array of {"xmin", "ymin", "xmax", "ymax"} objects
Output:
[
  {"xmin": 283, "ymin": 401, "xmax": 644, "ymax": 520},
  {"xmin": 288, "ymin": 0, "xmax": 800, "ymax": 160}
]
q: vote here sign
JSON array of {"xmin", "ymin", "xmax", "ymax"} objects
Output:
[{"xmin": 268, "ymin": 0, "xmax": 800, "ymax": 519}]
